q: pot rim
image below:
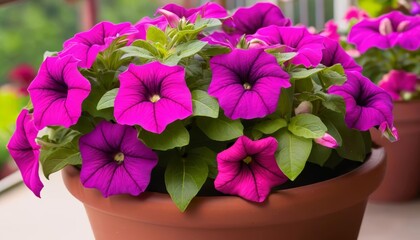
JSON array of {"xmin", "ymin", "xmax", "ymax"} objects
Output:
[{"xmin": 62, "ymin": 148, "xmax": 385, "ymax": 228}]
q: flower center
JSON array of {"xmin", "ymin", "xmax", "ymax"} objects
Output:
[
  {"xmin": 243, "ymin": 156, "xmax": 253, "ymax": 164},
  {"xmin": 114, "ymin": 152, "xmax": 125, "ymax": 163},
  {"xmin": 149, "ymin": 94, "xmax": 161, "ymax": 103},
  {"xmin": 243, "ymin": 83, "xmax": 252, "ymax": 90}
]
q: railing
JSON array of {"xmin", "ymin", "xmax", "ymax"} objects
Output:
[{"xmin": 200, "ymin": 0, "xmax": 354, "ymax": 29}]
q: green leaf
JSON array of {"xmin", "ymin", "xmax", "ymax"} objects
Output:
[
  {"xmin": 172, "ymin": 40, "xmax": 207, "ymax": 59},
  {"xmin": 316, "ymin": 92, "xmax": 346, "ymax": 114},
  {"xmin": 97, "ymin": 88, "xmax": 118, "ymax": 110},
  {"xmin": 191, "ymin": 90, "xmax": 219, "ymax": 118},
  {"xmin": 139, "ymin": 121, "xmax": 190, "ymax": 151},
  {"xmin": 320, "ymin": 110, "xmax": 366, "ymax": 161},
  {"xmin": 199, "ymin": 45, "xmax": 231, "ymax": 57},
  {"xmin": 165, "ymin": 154, "xmax": 208, "ymax": 212},
  {"xmin": 317, "ymin": 64, "xmax": 346, "ymax": 88},
  {"xmin": 146, "ymin": 26, "xmax": 168, "ymax": 45},
  {"xmin": 196, "ymin": 115, "xmax": 243, "ymax": 141},
  {"xmin": 43, "ymin": 51, "xmax": 58, "ymax": 60},
  {"xmin": 131, "ymin": 40, "xmax": 161, "ymax": 57},
  {"xmin": 194, "ymin": 17, "xmax": 222, "ymax": 30},
  {"xmin": 275, "ymin": 129, "xmax": 312, "ymax": 180},
  {"xmin": 272, "ymin": 52, "xmax": 297, "ymax": 64},
  {"xmin": 288, "ymin": 114, "xmax": 327, "ymax": 139},
  {"xmin": 253, "ymin": 118, "xmax": 287, "ymax": 136},
  {"xmin": 187, "ymin": 147, "xmax": 217, "ymax": 179},
  {"xmin": 40, "ymin": 149, "xmax": 82, "ymax": 179},
  {"xmin": 277, "ymin": 87, "xmax": 294, "ymax": 120},
  {"xmin": 322, "ymin": 118, "xmax": 343, "ymax": 146},
  {"xmin": 290, "ymin": 67, "xmax": 323, "ymax": 79},
  {"xmin": 120, "ymin": 46, "xmax": 155, "ymax": 60},
  {"xmin": 307, "ymin": 143, "xmax": 332, "ymax": 166}
]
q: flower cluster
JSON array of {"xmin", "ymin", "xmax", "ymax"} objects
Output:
[
  {"xmin": 8, "ymin": 3, "xmax": 397, "ymax": 211},
  {"xmin": 348, "ymin": 11, "xmax": 420, "ymax": 100}
]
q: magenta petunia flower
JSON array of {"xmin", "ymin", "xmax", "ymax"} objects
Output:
[
  {"xmin": 411, "ymin": 1, "xmax": 420, "ymax": 15},
  {"xmin": 348, "ymin": 11, "xmax": 420, "ymax": 53},
  {"xmin": 214, "ymin": 136, "xmax": 287, "ymax": 202},
  {"xmin": 344, "ymin": 6, "xmax": 369, "ymax": 22},
  {"xmin": 60, "ymin": 21, "xmax": 138, "ymax": 68},
  {"xmin": 201, "ymin": 31, "xmax": 240, "ymax": 49},
  {"xmin": 28, "ymin": 56, "xmax": 91, "ymax": 129},
  {"xmin": 7, "ymin": 109, "xmax": 43, "ymax": 197},
  {"xmin": 320, "ymin": 20, "xmax": 340, "ymax": 42},
  {"xmin": 208, "ymin": 48, "xmax": 290, "ymax": 120},
  {"xmin": 321, "ymin": 37, "xmax": 362, "ymax": 73},
  {"xmin": 248, "ymin": 26, "xmax": 325, "ymax": 67},
  {"xmin": 328, "ymin": 71, "xmax": 394, "ymax": 131},
  {"xmin": 133, "ymin": 16, "xmax": 168, "ymax": 40},
  {"xmin": 378, "ymin": 70, "xmax": 418, "ymax": 101},
  {"xmin": 224, "ymin": 2, "xmax": 291, "ymax": 35},
  {"xmin": 114, "ymin": 61, "xmax": 192, "ymax": 134},
  {"xmin": 159, "ymin": 2, "xmax": 228, "ymax": 23},
  {"xmin": 79, "ymin": 121, "xmax": 158, "ymax": 197}
]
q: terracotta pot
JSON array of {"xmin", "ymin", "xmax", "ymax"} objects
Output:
[
  {"xmin": 62, "ymin": 148, "xmax": 385, "ymax": 240},
  {"xmin": 370, "ymin": 100, "xmax": 420, "ymax": 202}
]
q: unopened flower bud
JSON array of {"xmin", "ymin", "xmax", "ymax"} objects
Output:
[
  {"xmin": 314, "ymin": 133, "xmax": 338, "ymax": 149},
  {"xmin": 379, "ymin": 122, "xmax": 399, "ymax": 142},
  {"xmin": 248, "ymin": 39, "xmax": 268, "ymax": 49},
  {"xmin": 156, "ymin": 9, "xmax": 180, "ymax": 28},
  {"xmin": 294, "ymin": 101, "xmax": 313, "ymax": 115}
]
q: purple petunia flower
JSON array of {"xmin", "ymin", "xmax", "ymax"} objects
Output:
[
  {"xmin": 208, "ymin": 48, "xmax": 290, "ymax": 120},
  {"xmin": 60, "ymin": 21, "xmax": 138, "ymax": 68},
  {"xmin": 378, "ymin": 70, "xmax": 418, "ymax": 101},
  {"xmin": 248, "ymin": 26, "xmax": 325, "ymax": 67},
  {"xmin": 114, "ymin": 61, "xmax": 192, "ymax": 134},
  {"xmin": 344, "ymin": 6, "xmax": 369, "ymax": 22},
  {"xmin": 214, "ymin": 136, "xmax": 288, "ymax": 202},
  {"xmin": 201, "ymin": 31, "xmax": 240, "ymax": 49},
  {"xmin": 321, "ymin": 37, "xmax": 362, "ymax": 73},
  {"xmin": 224, "ymin": 2, "xmax": 291, "ymax": 35},
  {"xmin": 159, "ymin": 2, "xmax": 228, "ymax": 23},
  {"xmin": 348, "ymin": 11, "xmax": 420, "ymax": 53},
  {"xmin": 79, "ymin": 121, "xmax": 158, "ymax": 197},
  {"xmin": 7, "ymin": 109, "xmax": 43, "ymax": 197},
  {"xmin": 28, "ymin": 55, "xmax": 91, "ymax": 129},
  {"xmin": 328, "ymin": 71, "xmax": 395, "ymax": 132}
]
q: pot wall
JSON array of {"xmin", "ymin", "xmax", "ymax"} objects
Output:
[
  {"xmin": 371, "ymin": 100, "xmax": 420, "ymax": 202},
  {"xmin": 62, "ymin": 148, "xmax": 385, "ymax": 240}
]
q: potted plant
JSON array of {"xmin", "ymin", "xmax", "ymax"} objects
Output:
[
  {"xmin": 7, "ymin": 2, "xmax": 397, "ymax": 239},
  {"xmin": 348, "ymin": 10, "xmax": 420, "ymax": 202}
]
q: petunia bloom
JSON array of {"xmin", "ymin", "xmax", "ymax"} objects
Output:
[
  {"xmin": 60, "ymin": 21, "xmax": 138, "ymax": 68},
  {"xmin": 344, "ymin": 6, "xmax": 369, "ymax": 22},
  {"xmin": 321, "ymin": 37, "xmax": 362, "ymax": 73},
  {"xmin": 224, "ymin": 2, "xmax": 291, "ymax": 35},
  {"xmin": 208, "ymin": 48, "xmax": 290, "ymax": 120},
  {"xmin": 320, "ymin": 20, "xmax": 340, "ymax": 42},
  {"xmin": 411, "ymin": 1, "xmax": 420, "ymax": 15},
  {"xmin": 348, "ymin": 11, "xmax": 420, "ymax": 53},
  {"xmin": 328, "ymin": 71, "xmax": 395, "ymax": 132},
  {"xmin": 114, "ymin": 61, "xmax": 192, "ymax": 134},
  {"xmin": 214, "ymin": 136, "xmax": 288, "ymax": 202},
  {"xmin": 159, "ymin": 2, "xmax": 228, "ymax": 23},
  {"xmin": 201, "ymin": 31, "xmax": 240, "ymax": 49},
  {"xmin": 248, "ymin": 26, "xmax": 325, "ymax": 67},
  {"xmin": 79, "ymin": 121, "xmax": 158, "ymax": 197},
  {"xmin": 7, "ymin": 109, "xmax": 43, "ymax": 197},
  {"xmin": 378, "ymin": 70, "xmax": 418, "ymax": 101},
  {"xmin": 28, "ymin": 55, "xmax": 91, "ymax": 129}
]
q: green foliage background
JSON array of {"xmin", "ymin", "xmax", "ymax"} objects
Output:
[{"xmin": 0, "ymin": 0, "xmax": 157, "ymax": 85}]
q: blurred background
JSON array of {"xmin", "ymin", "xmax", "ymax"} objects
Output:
[{"xmin": 0, "ymin": 0, "xmax": 419, "ymax": 239}]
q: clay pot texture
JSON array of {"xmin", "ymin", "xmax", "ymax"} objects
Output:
[
  {"xmin": 370, "ymin": 100, "xmax": 420, "ymax": 202},
  {"xmin": 62, "ymin": 148, "xmax": 385, "ymax": 240}
]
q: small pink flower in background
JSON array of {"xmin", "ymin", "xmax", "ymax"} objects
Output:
[
  {"xmin": 7, "ymin": 109, "xmax": 43, "ymax": 197},
  {"xmin": 314, "ymin": 133, "xmax": 338, "ymax": 149},
  {"xmin": 114, "ymin": 61, "xmax": 192, "ymax": 134},
  {"xmin": 8, "ymin": 64, "xmax": 36, "ymax": 95},
  {"xmin": 320, "ymin": 20, "xmax": 340, "ymax": 42},
  {"xmin": 28, "ymin": 55, "xmax": 91, "ymax": 129},
  {"xmin": 214, "ymin": 136, "xmax": 288, "ymax": 202},
  {"xmin": 378, "ymin": 70, "xmax": 417, "ymax": 101},
  {"xmin": 411, "ymin": 0, "xmax": 420, "ymax": 15},
  {"xmin": 344, "ymin": 6, "xmax": 369, "ymax": 22}
]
